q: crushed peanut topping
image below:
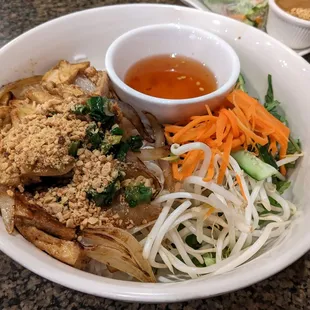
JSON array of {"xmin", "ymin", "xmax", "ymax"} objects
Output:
[
  {"xmin": 289, "ymin": 8, "xmax": 310, "ymax": 21},
  {"xmin": 0, "ymin": 60, "xmax": 159, "ymax": 232},
  {"xmin": 0, "ymin": 113, "xmax": 88, "ymax": 186},
  {"xmin": 30, "ymin": 149, "xmax": 124, "ymax": 229}
]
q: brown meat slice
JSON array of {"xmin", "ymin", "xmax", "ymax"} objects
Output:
[
  {"xmin": 15, "ymin": 222, "xmax": 85, "ymax": 268},
  {"xmin": 25, "ymin": 87, "xmax": 62, "ymax": 105},
  {"xmin": 14, "ymin": 194, "xmax": 76, "ymax": 241},
  {"xmin": 43, "ymin": 60, "xmax": 90, "ymax": 85}
]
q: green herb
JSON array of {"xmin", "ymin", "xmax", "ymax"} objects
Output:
[
  {"xmin": 72, "ymin": 97, "xmax": 115, "ymax": 129},
  {"xmin": 204, "ymin": 0, "xmax": 233, "ymax": 4},
  {"xmin": 177, "ymin": 223, "xmax": 185, "ymax": 232},
  {"xmin": 86, "ymin": 97, "xmax": 115, "ymax": 127},
  {"xmin": 258, "ymin": 145, "xmax": 278, "ymax": 169},
  {"xmin": 192, "ymin": 257, "xmax": 206, "ymax": 267},
  {"xmin": 68, "ymin": 141, "xmax": 81, "ymax": 157},
  {"xmin": 235, "ymin": 74, "xmax": 247, "ymax": 93},
  {"xmin": 86, "ymin": 123, "xmax": 103, "ymax": 149},
  {"xmin": 265, "ymin": 74, "xmax": 275, "ymax": 104},
  {"xmin": 127, "ymin": 135, "xmax": 143, "ymax": 152},
  {"xmin": 203, "ymin": 253, "xmax": 216, "ymax": 266},
  {"xmin": 263, "ymin": 75, "xmax": 302, "ymax": 171},
  {"xmin": 275, "ymin": 180, "xmax": 291, "ymax": 194},
  {"xmin": 185, "ymin": 234, "xmax": 201, "ymax": 250},
  {"xmin": 287, "ymin": 138, "xmax": 301, "ymax": 154},
  {"xmin": 124, "ymin": 184, "xmax": 152, "ymax": 208},
  {"xmin": 268, "ymin": 196, "xmax": 281, "ymax": 208},
  {"xmin": 100, "ymin": 142, "xmax": 111, "ymax": 155},
  {"xmin": 116, "ymin": 142, "xmax": 130, "ymax": 162},
  {"xmin": 259, "ymin": 208, "xmax": 278, "ymax": 216},
  {"xmin": 161, "ymin": 153, "xmax": 180, "ymax": 162},
  {"xmin": 222, "ymin": 248, "xmax": 231, "ymax": 259},
  {"xmin": 284, "ymin": 138, "xmax": 301, "ymax": 169},
  {"xmin": 87, "ymin": 180, "xmax": 121, "ymax": 207},
  {"xmin": 176, "ymin": 254, "xmax": 207, "ymax": 267},
  {"xmin": 71, "ymin": 104, "xmax": 90, "ymax": 115},
  {"xmin": 111, "ymin": 127, "xmax": 124, "ymax": 136},
  {"xmin": 245, "ymin": 2, "xmax": 268, "ymax": 27},
  {"xmin": 101, "ymin": 134, "xmax": 123, "ymax": 155},
  {"xmin": 115, "ymin": 135, "xmax": 143, "ymax": 161},
  {"xmin": 264, "ymin": 75, "xmax": 288, "ymax": 125}
]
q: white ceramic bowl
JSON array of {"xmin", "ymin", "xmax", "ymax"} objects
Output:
[
  {"xmin": 0, "ymin": 4, "xmax": 310, "ymax": 303},
  {"xmin": 267, "ymin": 0, "xmax": 310, "ymax": 49},
  {"xmin": 105, "ymin": 24, "xmax": 240, "ymax": 123}
]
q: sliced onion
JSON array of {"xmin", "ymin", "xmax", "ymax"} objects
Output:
[
  {"xmin": 119, "ymin": 117, "xmax": 137, "ymax": 140},
  {"xmin": 159, "ymin": 160, "xmax": 176, "ymax": 192},
  {"xmin": 144, "ymin": 162, "xmax": 165, "ymax": 186},
  {"xmin": 74, "ymin": 75, "xmax": 96, "ymax": 93},
  {"xmin": 160, "ymin": 155, "xmax": 180, "ymax": 162},
  {"xmin": 105, "ymin": 197, "xmax": 161, "ymax": 229},
  {"xmin": 116, "ymin": 100, "xmax": 154, "ymax": 143},
  {"xmin": 81, "ymin": 227, "xmax": 156, "ymax": 282},
  {"xmin": 0, "ymin": 187, "xmax": 15, "ymax": 234},
  {"xmin": 0, "ymin": 76, "xmax": 42, "ymax": 100},
  {"xmin": 125, "ymin": 151, "xmax": 162, "ymax": 196},
  {"xmin": 136, "ymin": 147, "xmax": 170, "ymax": 161},
  {"xmin": 143, "ymin": 111, "xmax": 165, "ymax": 147}
]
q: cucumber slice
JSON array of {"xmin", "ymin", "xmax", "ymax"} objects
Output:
[{"xmin": 232, "ymin": 150, "xmax": 279, "ymax": 181}]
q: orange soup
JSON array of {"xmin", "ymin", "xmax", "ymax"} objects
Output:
[
  {"xmin": 276, "ymin": 0, "xmax": 310, "ymax": 11},
  {"xmin": 276, "ymin": 0, "xmax": 310, "ymax": 20},
  {"xmin": 124, "ymin": 54, "xmax": 217, "ymax": 100}
]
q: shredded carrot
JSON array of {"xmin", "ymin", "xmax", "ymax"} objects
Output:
[
  {"xmin": 172, "ymin": 162, "xmax": 183, "ymax": 181},
  {"xmin": 164, "ymin": 125, "xmax": 185, "ymax": 134},
  {"xmin": 222, "ymin": 124, "xmax": 232, "ymax": 143},
  {"xmin": 202, "ymin": 124, "xmax": 217, "ymax": 141},
  {"xmin": 230, "ymin": 111, "xmax": 268, "ymax": 145},
  {"xmin": 181, "ymin": 150, "xmax": 201, "ymax": 177},
  {"xmin": 204, "ymin": 150, "xmax": 216, "ymax": 182},
  {"xmin": 217, "ymin": 132, "xmax": 233, "ymax": 184},
  {"xmin": 232, "ymin": 134, "xmax": 245, "ymax": 150},
  {"xmin": 216, "ymin": 111, "xmax": 228, "ymax": 146},
  {"xmin": 203, "ymin": 206, "xmax": 216, "ymax": 220},
  {"xmin": 269, "ymin": 137, "xmax": 278, "ymax": 155},
  {"xmin": 236, "ymin": 175, "xmax": 247, "ymax": 200},
  {"xmin": 228, "ymin": 90, "xmax": 290, "ymax": 137},
  {"xmin": 222, "ymin": 109, "xmax": 239, "ymax": 138},
  {"xmin": 230, "ymin": 14, "xmax": 246, "ymax": 21},
  {"xmin": 172, "ymin": 116, "xmax": 216, "ymax": 143},
  {"xmin": 164, "ymin": 88, "xmax": 291, "ymax": 183},
  {"xmin": 164, "ymin": 132, "xmax": 174, "ymax": 144}
]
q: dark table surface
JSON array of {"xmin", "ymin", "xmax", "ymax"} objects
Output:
[{"xmin": 1, "ymin": 1, "xmax": 310, "ymax": 309}]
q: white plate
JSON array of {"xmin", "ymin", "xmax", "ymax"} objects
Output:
[
  {"xmin": 1, "ymin": 4, "xmax": 310, "ymax": 303},
  {"xmin": 180, "ymin": 0, "xmax": 310, "ymax": 56}
]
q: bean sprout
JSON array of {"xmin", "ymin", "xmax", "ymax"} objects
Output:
[{"xmin": 138, "ymin": 141, "xmax": 296, "ymax": 279}]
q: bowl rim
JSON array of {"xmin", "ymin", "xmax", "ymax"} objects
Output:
[
  {"xmin": 105, "ymin": 23, "xmax": 240, "ymax": 105},
  {"xmin": 269, "ymin": 0, "xmax": 310, "ymax": 27},
  {"xmin": 1, "ymin": 3, "xmax": 310, "ymax": 303}
]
